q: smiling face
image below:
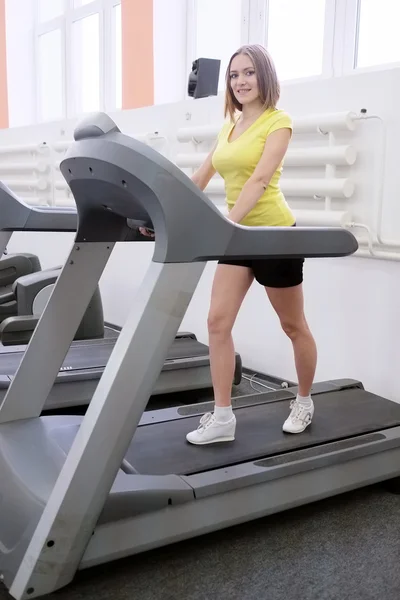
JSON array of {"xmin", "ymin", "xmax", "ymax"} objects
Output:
[
  {"xmin": 229, "ymin": 53, "xmax": 260, "ymax": 106},
  {"xmin": 224, "ymin": 45, "xmax": 280, "ymax": 122}
]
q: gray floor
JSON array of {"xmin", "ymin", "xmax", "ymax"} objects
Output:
[{"xmin": 1, "ymin": 485, "xmax": 399, "ymax": 600}]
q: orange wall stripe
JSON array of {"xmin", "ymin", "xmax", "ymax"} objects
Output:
[
  {"xmin": 121, "ymin": 0, "xmax": 154, "ymax": 110},
  {"xmin": 0, "ymin": 0, "xmax": 8, "ymax": 128}
]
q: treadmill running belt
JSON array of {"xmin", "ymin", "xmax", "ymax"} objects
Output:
[
  {"xmin": 0, "ymin": 342, "xmax": 115, "ymax": 375},
  {"xmin": 0, "ymin": 337, "xmax": 209, "ymax": 376},
  {"xmin": 166, "ymin": 338, "xmax": 209, "ymax": 361},
  {"xmin": 124, "ymin": 387, "xmax": 400, "ymax": 476}
]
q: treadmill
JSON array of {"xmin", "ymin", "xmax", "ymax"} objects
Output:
[
  {"xmin": 2, "ymin": 113, "xmax": 400, "ymax": 600},
  {"xmin": 0, "ymin": 182, "xmax": 241, "ymax": 410}
]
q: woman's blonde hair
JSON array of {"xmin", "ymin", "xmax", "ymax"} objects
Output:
[{"xmin": 224, "ymin": 44, "xmax": 280, "ymax": 122}]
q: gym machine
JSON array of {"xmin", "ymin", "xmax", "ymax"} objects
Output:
[{"xmin": 3, "ymin": 113, "xmax": 398, "ymax": 600}]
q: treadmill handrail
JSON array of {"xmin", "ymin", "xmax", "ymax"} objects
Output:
[
  {"xmin": 0, "ymin": 180, "xmax": 77, "ymax": 232},
  {"xmin": 60, "ymin": 112, "xmax": 358, "ymax": 263}
]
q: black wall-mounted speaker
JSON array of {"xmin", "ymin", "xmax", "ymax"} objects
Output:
[{"xmin": 188, "ymin": 57, "xmax": 221, "ymax": 99}]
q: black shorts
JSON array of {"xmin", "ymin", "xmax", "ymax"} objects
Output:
[
  {"xmin": 218, "ymin": 223, "xmax": 304, "ymax": 288},
  {"xmin": 218, "ymin": 256, "xmax": 304, "ymax": 288}
]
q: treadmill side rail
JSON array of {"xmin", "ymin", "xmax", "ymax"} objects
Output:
[{"xmin": 182, "ymin": 429, "xmax": 400, "ymax": 498}]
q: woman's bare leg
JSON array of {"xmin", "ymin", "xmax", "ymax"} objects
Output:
[
  {"xmin": 186, "ymin": 264, "xmax": 253, "ymax": 444},
  {"xmin": 208, "ymin": 264, "xmax": 254, "ymax": 406},
  {"xmin": 266, "ymin": 283, "xmax": 317, "ymax": 433}
]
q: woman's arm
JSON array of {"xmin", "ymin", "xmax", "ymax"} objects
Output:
[
  {"xmin": 191, "ymin": 140, "xmax": 218, "ymax": 191},
  {"xmin": 227, "ymin": 128, "xmax": 292, "ymax": 224}
]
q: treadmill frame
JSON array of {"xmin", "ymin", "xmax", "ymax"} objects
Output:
[
  {"xmin": 81, "ymin": 425, "xmax": 400, "ymax": 570},
  {"xmin": 3, "ymin": 249, "xmax": 400, "ymax": 599},
  {"xmin": 0, "ymin": 114, "xmax": 362, "ymax": 599}
]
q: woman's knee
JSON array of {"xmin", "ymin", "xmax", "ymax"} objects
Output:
[
  {"xmin": 280, "ymin": 317, "xmax": 308, "ymax": 340},
  {"xmin": 207, "ymin": 310, "xmax": 233, "ymax": 337}
]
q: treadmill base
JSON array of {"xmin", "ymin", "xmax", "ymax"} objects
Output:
[
  {"xmin": 1, "ymin": 378, "xmax": 400, "ymax": 595},
  {"xmin": 82, "ymin": 439, "xmax": 400, "ymax": 570}
]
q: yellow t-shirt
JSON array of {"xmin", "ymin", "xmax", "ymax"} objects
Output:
[{"xmin": 211, "ymin": 107, "xmax": 294, "ymax": 227}]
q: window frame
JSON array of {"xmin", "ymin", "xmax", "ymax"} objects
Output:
[
  {"xmin": 34, "ymin": 0, "xmax": 121, "ymax": 123},
  {"xmin": 186, "ymin": 0, "xmax": 339, "ymax": 90},
  {"xmin": 342, "ymin": 0, "xmax": 400, "ymax": 75},
  {"xmin": 340, "ymin": 0, "xmax": 360, "ymax": 74},
  {"xmin": 256, "ymin": 0, "xmax": 337, "ymax": 85},
  {"xmin": 69, "ymin": 5, "xmax": 103, "ymax": 116}
]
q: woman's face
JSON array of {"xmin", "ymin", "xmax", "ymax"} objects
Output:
[{"xmin": 229, "ymin": 53, "xmax": 259, "ymax": 106}]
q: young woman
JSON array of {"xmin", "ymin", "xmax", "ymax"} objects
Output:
[
  {"xmin": 185, "ymin": 44, "xmax": 318, "ymax": 445},
  {"xmin": 141, "ymin": 44, "xmax": 317, "ymax": 445}
]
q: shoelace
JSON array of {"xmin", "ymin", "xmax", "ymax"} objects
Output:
[
  {"xmin": 289, "ymin": 400, "xmax": 311, "ymax": 424},
  {"xmin": 289, "ymin": 399, "xmax": 300, "ymax": 413},
  {"xmin": 197, "ymin": 412, "xmax": 214, "ymax": 432}
]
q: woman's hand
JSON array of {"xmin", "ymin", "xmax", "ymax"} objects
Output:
[{"xmin": 139, "ymin": 227, "xmax": 155, "ymax": 238}]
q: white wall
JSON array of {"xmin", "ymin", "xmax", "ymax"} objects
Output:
[
  {"xmin": 3, "ymin": 66, "xmax": 400, "ymax": 404},
  {"xmin": 5, "ymin": 0, "xmax": 36, "ymax": 127},
  {"xmin": 279, "ymin": 70, "xmax": 400, "ymax": 244}
]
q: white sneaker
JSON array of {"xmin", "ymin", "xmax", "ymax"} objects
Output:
[
  {"xmin": 282, "ymin": 399, "xmax": 314, "ymax": 434},
  {"xmin": 186, "ymin": 412, "xmax": 236, "ymax": 445}
]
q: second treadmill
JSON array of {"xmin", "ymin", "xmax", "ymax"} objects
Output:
[
  {"xmin": 0, "ymin": 182, "xmax": 242, "ymax": 410},
  {"xmin": 0, "ymin": 327, "xmax": 242, "ymax": 409}
]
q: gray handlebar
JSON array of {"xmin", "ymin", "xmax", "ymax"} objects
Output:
[
  {"xmin": 60, "ymin": 112, "xmax": 358, "ymax": 263},
  {"xmin": 74, "ymin": 112, "xmax": 121, "ymax": 141},
  {"xmin": 0, "ymin": 181, "xmax": 77, "ymax": 232}
]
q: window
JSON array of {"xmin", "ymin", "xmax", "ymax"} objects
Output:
[
  {"xmin": 114, "ymin": 3, "xmax": 122, "ymax": 110},
  {"xmin": 356, "ymin": 0, "xmax": 400, "ymax": 68},
  {"xmin": 38, "ymin": 0, "xmax": 64, "ymax": 23},
  {"xmin": 37, "ymin": 29, "xmax": 64, "ymax": 122},
  {"xmin": 35, "ymin": 0, "xmax": 121, "ymax": 122},
  {"xmin": 72, "ymin": 13, "xmax": 101, "ymax": 114},
  {"xmin": 195, "ymin": 0, "xmax": 243, "ymax": 90},
  {"xmin": 266, "ymin": 0, "xmax": 326, "ymax": 81}
]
